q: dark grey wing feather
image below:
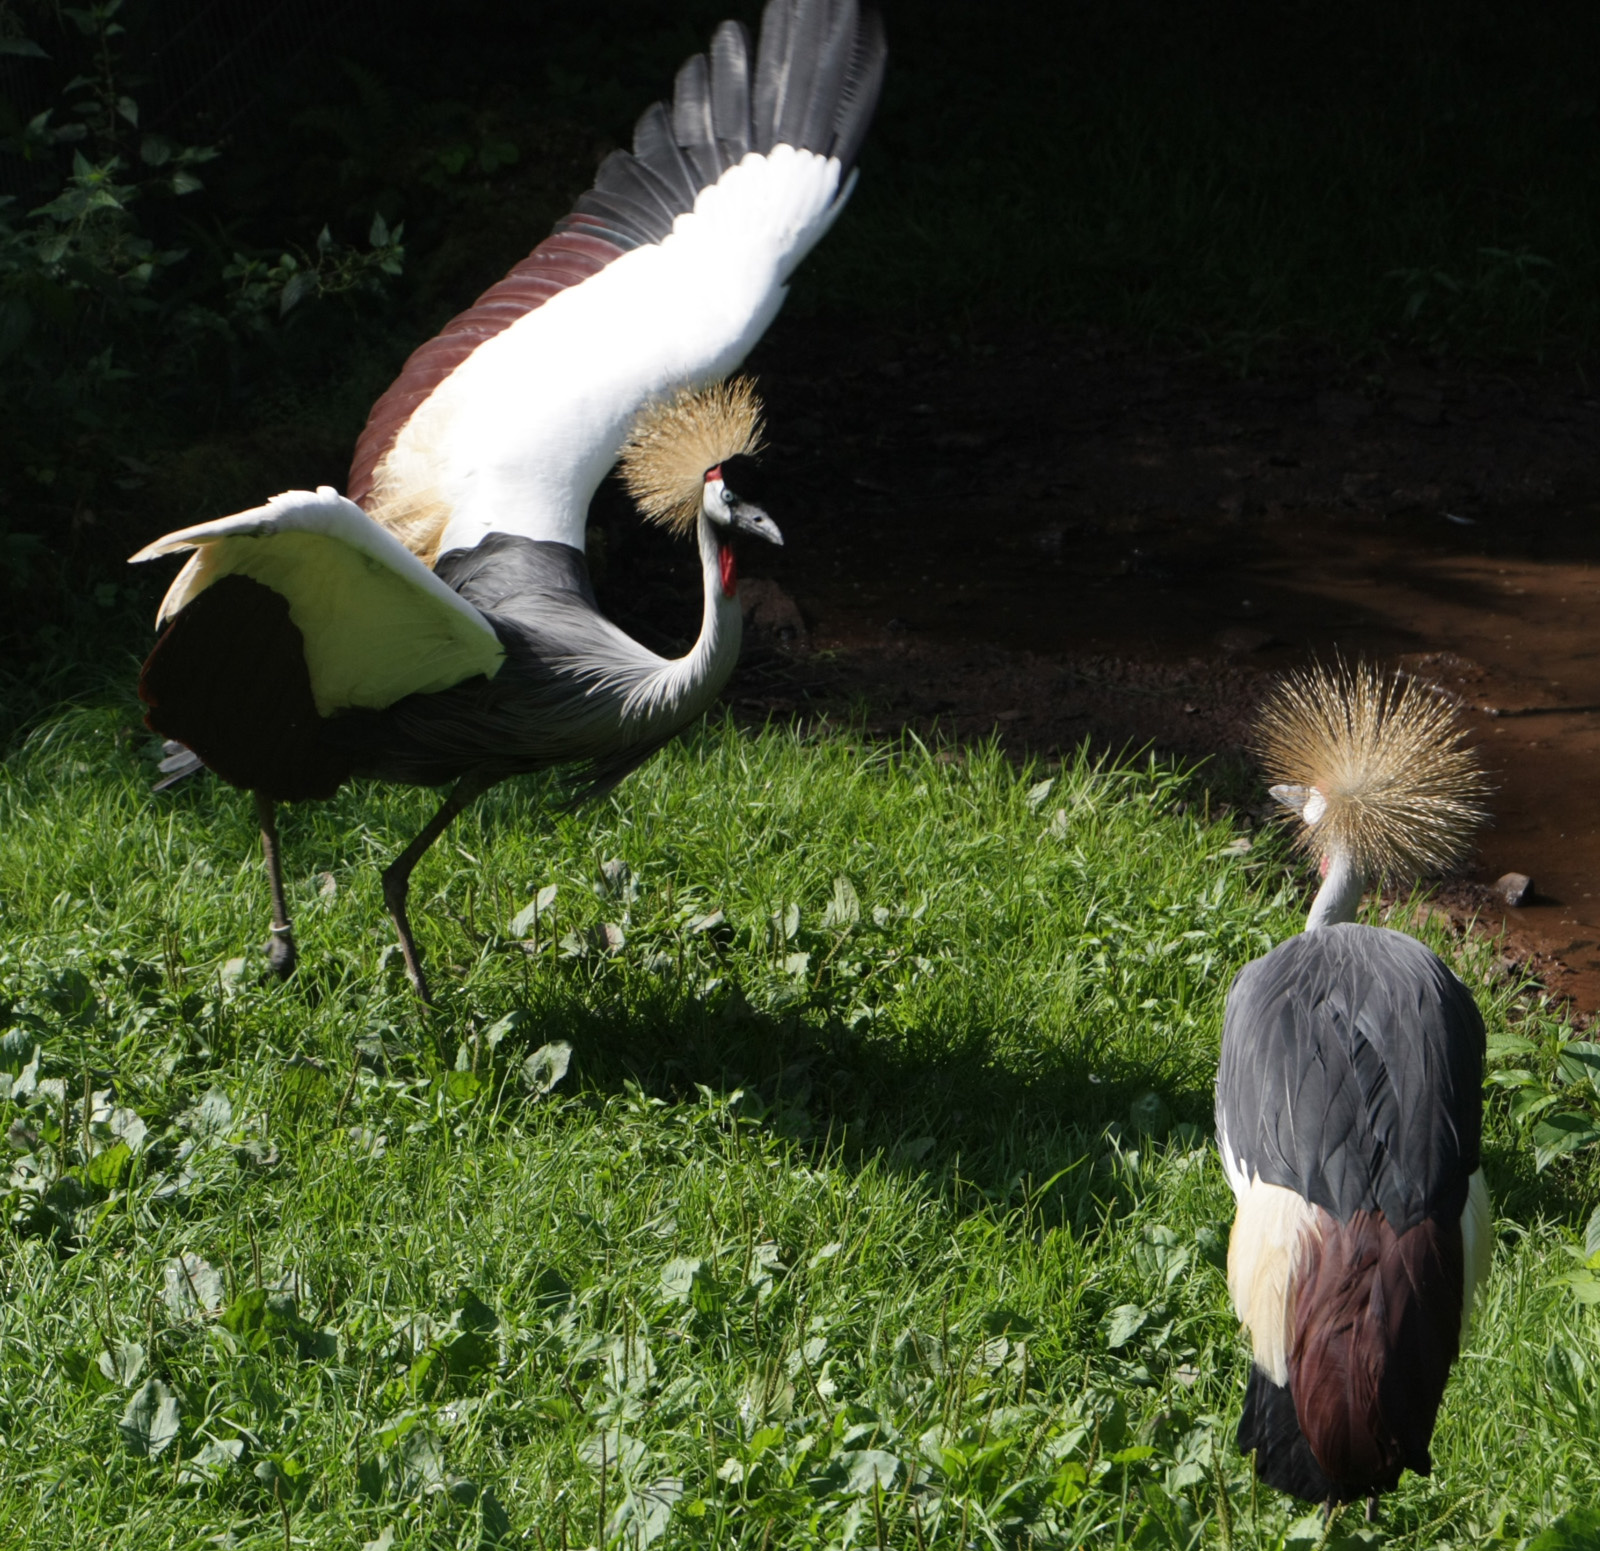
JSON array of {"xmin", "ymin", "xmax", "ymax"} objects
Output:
[
  {"xmin": 554, "ymin": 0, "xmax": 884, "ymax": 252},
  {"xmin": 830, "ymin": 7, "xmax": 886, "ymax": 170},
  {"xmin": 631, "ymin": 102, "xmax": 701, "ymax": 211},
  {"xmin": 795, "ymin": 0, "xmax": 858, "ymax": 153},
  {"xmin": 1216, "ymin": 923, "xmax": 1484, "ymax": 1229},
  {"xmin": 671, "ymin": 53, "xmax": 726, "ymax": 184},
  {"xmin": 751, "ymin": 0, "xmax": 797, "ymax": 153},
  {"xmin": 709, "ymin": 20, "xmax": 755, "ymax": 154},
  {"xmin": 585, "ymin": 152, "xmax": 682, "ymax": 242}
]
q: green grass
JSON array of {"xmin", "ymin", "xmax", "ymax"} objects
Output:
[{"xmin": 1, "ymin": 707, "xmax": 1598, "ymax": 1549}]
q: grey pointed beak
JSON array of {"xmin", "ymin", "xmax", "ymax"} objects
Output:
[{"xmin": 732, "ymin": 505, "xmax": 783, "ymax": 546}]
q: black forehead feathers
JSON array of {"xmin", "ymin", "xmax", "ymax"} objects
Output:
[{"xmin": 717, "ymin": 453, "xmax": 769, "ymax": 505}]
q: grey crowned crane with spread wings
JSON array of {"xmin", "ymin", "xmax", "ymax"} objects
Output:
[
  {"xmin": 1215, "ymin": 663, "xmax": 1493, "ymax": 1521},
  {"xmin": 129, "ymin": 0, "xmax": 886, "ymax": 1003}
]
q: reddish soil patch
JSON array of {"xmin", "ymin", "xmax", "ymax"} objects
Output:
[{"xmin": 598, "ymin": 319, "xmax": 1600, "ymax": 1014}]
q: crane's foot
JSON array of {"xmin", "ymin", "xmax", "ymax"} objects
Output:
[
  {"xmin": 1366, "ymin": 1496, "xmax": 1380, "ymax": 1524},
  {"xmin": 265, "ymin": 924, "xmax": 298, "ymax": 980}
]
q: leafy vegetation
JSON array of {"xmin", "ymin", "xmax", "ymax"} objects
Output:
[{"xmin": 2, "ymin": 709, "xmax": 1598, "ymax": 1547}]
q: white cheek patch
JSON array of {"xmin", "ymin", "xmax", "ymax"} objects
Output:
[
  {"xmin": 1302, "ymin": 789, "xmax": 1328, "ymax": 825},
  {"xmin": 702, "ymin": 476, "xmax": 731, "ymax": 523}
]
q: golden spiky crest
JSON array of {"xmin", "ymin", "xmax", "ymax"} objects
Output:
[
  {"xmin": 619, "ymin": 377, "xmax": 765, "ymax": 537},
  {"xmin": 1254, "ymin": 661, "xmax": 1490, "ymax": 880}
]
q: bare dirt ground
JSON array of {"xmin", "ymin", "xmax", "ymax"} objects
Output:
[{"xmin": 596, "ymin": 318, "xmax": 1600, "ymax": 1015}]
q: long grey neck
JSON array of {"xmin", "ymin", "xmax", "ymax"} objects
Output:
[
  {"xmin": 684, "ymin": 512, "xmax": 743, "ymax": 692},
  {"xmin": 626, "ymin": 513, "xmax": 743, "ymax": 726},
  {"xmin": 1305, "ymin": 849, "xmax": 1364, "ymax": 931}
]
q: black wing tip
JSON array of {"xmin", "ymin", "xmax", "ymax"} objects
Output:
[
  {"xmin": 553, "ymin": 0, "xmax": 884, "ymax": 257},
  {"xmin": 755, "ymin": 0, "xmax": 887, "ymax": 168}
]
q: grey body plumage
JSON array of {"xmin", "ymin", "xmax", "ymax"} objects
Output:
[
  {"xmin": 324, "ymin": 533, "xmax": 734, "ymax": 800},
  {"xmin": 1216, "ymin": 923, "xmax": 1484, "ymax": 1230}
]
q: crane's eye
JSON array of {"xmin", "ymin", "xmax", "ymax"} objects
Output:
[{"xmin": 700, "ymin": 474, "xmax": 733, "ymax": 524}]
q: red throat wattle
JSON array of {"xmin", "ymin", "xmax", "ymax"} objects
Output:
[{"xmin": 718, "ymin": 542, "xmax": 737, "ymax": 598}]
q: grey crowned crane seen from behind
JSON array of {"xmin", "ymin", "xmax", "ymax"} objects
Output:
[
  {"xmin": 129, "ymin": 0, "xmax": 886, "ymax": 1003},
  {"xmin": 1215, "ymin": 663, "xmax": 1493, "ymax": 1520}
]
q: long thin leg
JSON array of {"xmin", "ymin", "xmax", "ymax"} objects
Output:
[
  {"xmin": 255, "ymin": 791, "xmax": 298, "ymax": 979},
  {"xmin": 381, "ymin": 772, "xmax": 493, "ymax": 1004}
]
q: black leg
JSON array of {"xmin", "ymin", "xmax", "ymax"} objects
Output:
[
  {"xmin": 254, "ymin": 791, "xmax": 298, "ymax": 979},
  {"xmin": 1365, "ymin": 1496, "xmax": 1379, "ymax": 1524},
  {"xmin": 381, "ymin": 772, "xmax": 492, "ymax": 1004}
]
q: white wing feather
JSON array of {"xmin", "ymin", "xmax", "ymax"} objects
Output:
[
  {"xmin": 129, "ymin": 487, "xmax": 504, "ymax": 716},
  {"xmin": 380, "ymin": 147, "xmax": 848, "ymax": 556}
]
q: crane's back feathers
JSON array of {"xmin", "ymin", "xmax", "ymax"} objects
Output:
[
  {"xmin": 1255, "ymin": 661, "xmax": 1489, "ymax": 880},
  {"xmin": 1217, "ymin": 923, "xmax": 1484, "ymax": 1228},
  {"xmin": 620, "ymin": 377, "xmax": 765, "ymax": 536}
]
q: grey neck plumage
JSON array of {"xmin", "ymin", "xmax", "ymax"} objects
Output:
[
  {"xmin": 608, "ymin": 510, "xmax": 742, "ymax": 732},
  {"xmin": 1305, "ymin": 850, "xmax": 1364, "ymax": 931}
]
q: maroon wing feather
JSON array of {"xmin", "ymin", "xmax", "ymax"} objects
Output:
[
  {"xmin": 1288, "ymin": 1206, "xmax": 1464, "ymax": 1497},
  {"xmin": 348, "ymin": 230, "xmax": 624, "ymax": 508}
]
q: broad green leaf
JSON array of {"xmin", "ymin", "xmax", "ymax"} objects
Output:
[
  {"xmin": 189, "ymin": 1088, "xmax": 232, "ymax": 1139},
  {"xmin": 97, "ymin": 1340, "xmax": 145, "ymax": 1387},
  {"xmin": 178, "ymin": 1437, "xmax": 243, "ymax": 1484},
  {"xmin": 119, "ymin": 1378, "xmax": 180, "ymax": 1457},
  {"xmin": 1560, "ymin": 1271, "xmax": 1600, "ymax": 1305},
  {"xmin": 109, "ymin": 1105, "xmax": 147, "ymax": 1153},
  {"xmin": 443, "ymin": 1068, "xmax": 482, "ymax": 1103},
  {"xmin": 520, "ymin": 1041, "xmax": 572, "ymax": 1097},
  {"xmin": 1559, "ymin": 1041, "xmax": 1600, "ymax": 1096},
  {"xmin": 841, "ymin": 1449, "xmax": 901, "ymax": 1495},
  {"xmin": 823, "ymin": 875, "xmax": 861, "ymax": 929},
  {"xmin": 398, "ymin": 1428, "xmax": 445, "ymax": 1490},
  {"xmin": 579, "ymin": 1428, "xmax": 648, "ymax": 1474},
  {"xmin": 1528, "ymin": 1506, "xmax": 1600, "ymax": 1550},
  {"xmin": 509, "ymin": 885, "xmax": 557, "ymax": 937},
  {"xmin": 162, "ymin": 1253, "xmax": 225, "ymax": 1320},
  {"xmin": 279, "ymin": 271, "xmax": 309, "ymax": 315},
  {"xmin": 1106, "ymin": 1303, "xmax": 1148, "ymax": 1349},
  {"xmin": 601, "ymin": 1333, "xmax": 655, "ymax": 1395},
  {"xmin": 1533, "ymin": 1110, "xmax": 1600, "ymax": 1170},
  {"xmin": 86, "ymin": 1141, "xmax": 131, "ymax": 1188},
  {"xmin": 608, "ymin": 1476, "xmax": 681, "ymax": 1549}
]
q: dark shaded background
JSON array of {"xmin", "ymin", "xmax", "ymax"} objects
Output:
[{"xmin": 4, "ymin": 0, "xmax": 1600, "ymax": 723}]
